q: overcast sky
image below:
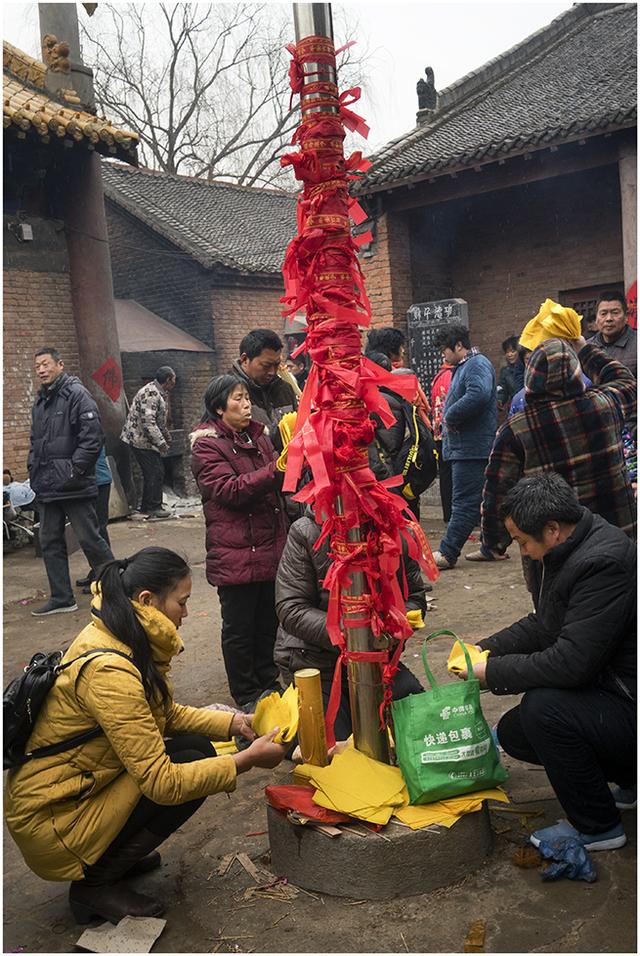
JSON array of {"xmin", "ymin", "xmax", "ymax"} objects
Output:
[{"xmin": 2, "ymin": 1, "xmax": 573, "ymax": 151}]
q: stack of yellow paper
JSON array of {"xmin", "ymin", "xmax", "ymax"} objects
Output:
[
  {"xmin": 295, "ymin": 746, "xmax": 408, "ymax": 825},
  {"xmin": 252, "ymin": 684, "xmax": 299, "ymax": 744},
  {"xmin": 292, "ymin": 740, "xmax": 510, "ymax": 829},
  {"xmin": 519, "ymin": 298, "xmax": 582, "ymax": 351},
  {"xmin": 393, "ymin": 788, "xmax": 509, "ymax": 829},
  {"xmin": 447, "ymin": 641, "xmax": 489, "ymax": 675}
]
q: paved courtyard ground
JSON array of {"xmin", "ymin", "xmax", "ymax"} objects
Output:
[{"xmin": 3, "ymin": 511, "xmax": 636, "ymax": 953}]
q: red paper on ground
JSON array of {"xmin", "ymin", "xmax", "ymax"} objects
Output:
[{"xmin": 265, "ymin": 784, "xmax": 352, "ymax": 823}]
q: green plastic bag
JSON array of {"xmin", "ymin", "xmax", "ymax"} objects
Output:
[{"xmin": 392, "ymin": 629, "xmax": 507, "ymax": 804}]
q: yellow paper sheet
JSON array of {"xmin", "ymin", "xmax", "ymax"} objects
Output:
[
  {"xmin": 406, "ymin": 608, "xmax": 425, "ymax": 630},
  {"xmin": 447, "ymin": 641, "xmax": 489, "ymax": 674},
  {"xmin": 394, "ymin": 788, "xmax": 509, "ymax": 829},
  {"xmin": 519, "ymin": 298, "xmax": 582, "ymax": 351},
  {"xmin": 304, "ymin": 746, "xmax": 408, "ymax": 824},
  {"xmin": 211, "ymin": 738, "xmax": 238, "ymax": 755},
  {"xmin": 252, "ymin": 684, "xmax": 299, "ymax": 744}
]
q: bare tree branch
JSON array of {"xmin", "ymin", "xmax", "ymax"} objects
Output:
[{"xmin": 82, "ymin": 2, "xmax": 370, "ymax": 184}]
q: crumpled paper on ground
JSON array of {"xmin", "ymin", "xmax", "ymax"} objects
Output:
[
  {"xmin": 447, "ymin": 641, "xmax": 489, "ymax": 674},
  {"xmin": 76, "ymin": 916, "xmax": 166, "ymax": 953},
  {"xmin": 538, "ymin": 837, "xmax": 597, "ymax": 882},
  {"xmin": 519, "ymin": 298, "xmax": 582, "ymax": 351},
  {"xmin": 252, "ymin": 683, "xmax": 298, "ymax": 744}
]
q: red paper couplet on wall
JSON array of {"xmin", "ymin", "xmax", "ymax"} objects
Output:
[
  {"xmin": 91, "ymin": 356, "xmax": 123, "ymax": 402},
  {"xmin": 626, "ymin": 280, "xmax": 637, "ymax": 330}
]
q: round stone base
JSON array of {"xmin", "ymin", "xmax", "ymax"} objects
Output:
[{"xmin": 267, "ymin": 803, "xmax": 493, "ymax": 899}]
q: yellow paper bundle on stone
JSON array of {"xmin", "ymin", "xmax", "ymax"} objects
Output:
[
  {"xmin": 393, "ymin": 788, "xmax": 509, "ymax": 829},
  {"xmin": 252, "ymin": 683, "xmax": 299, "ymax": 744},
  {"xmin": 519, "ymin": 298, "xmax": 582, "ymax": 351},
  {"xmin": 293, "ymin": 741, "xmax": 510, "ymax": 828},
  {"xmin": 447, "ymin": 641, "xmax": 489, "ymax": 674},
  {"xmin": 298, "ymin": 745, "xmax": 408, "ymax": 825}
]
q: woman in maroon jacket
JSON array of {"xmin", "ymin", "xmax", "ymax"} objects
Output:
[{"xmin": 191, "ymin": 375, "xmax": 289, "ymax": 710}]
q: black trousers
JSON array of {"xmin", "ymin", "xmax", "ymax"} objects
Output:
[
  {"xmin": 435, "ymin": 441, "xmax": 452, "ymax": 523},
  {"xmin": 132, "ymin": 447, "xmax": 164, "ymax": 513},
  {"xmin": 497, "ymin": 687, "xmax": 636, "ymax": 835},
  {"xmin": 104, "ymin": 735, "xmax": 216, "ymax": 853},
  {"xmin": 217, "ymin": 581, "xmax": 280, "ymax": 707},
  {"xmin": 38, "ymin": 498, "xmax": 114, "ymax": 605},
  {"xmin": 82, "ymin": 483, "xmax": 111, "ymax": 581}
]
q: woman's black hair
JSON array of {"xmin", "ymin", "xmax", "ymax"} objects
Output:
[
  {"xmin": 96, "ymin": 547, "xmax": 191, "ymax": 708},
  {"xmin": 201, "ymin": 374, "xmax": 249, "ymax": 423}
]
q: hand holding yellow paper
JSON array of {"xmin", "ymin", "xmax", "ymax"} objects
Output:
[
  {"xmin": 252, "ymin": 684, "xmax": 299, "ymax": 744},
  {"xmin": 447, "ymin": 641, "xmax": 489, "ymax": 674},
  {"xmin": 275, "ymin": 412, "xmax": 298, "ymax": 472},
  {"xmin": 519, "ymin": 298, "xmax": 582, "ymax": 351}
]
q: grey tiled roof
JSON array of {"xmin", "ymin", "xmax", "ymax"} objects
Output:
[
  {"xmin": 358, "ymin": 3, "xmax": 637, "ymax": 193},
  {"xmin": 102, "ymin": 162, "xmax": 298, "ymax": 275}
]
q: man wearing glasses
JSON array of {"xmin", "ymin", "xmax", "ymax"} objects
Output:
[{"xmin": 591, "ymin": 291, "xmax": 637, "ymax": 377}]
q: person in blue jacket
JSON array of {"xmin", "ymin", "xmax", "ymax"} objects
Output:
[{"xmin": 431, "ymin": 324, "xmax": 497, "ymax": 569}]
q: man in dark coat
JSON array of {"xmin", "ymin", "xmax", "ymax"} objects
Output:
[
  {"xmin": 432, "ymin": 324, "xmax": 497, "ymax": 570},
  {"xmin": 274, "ymin": 514, "xmax": 426, "ymax": 740},
  {"xmin": 29, "ymin": 348, "xmax": 114, "ymax": 616},
  {"xmin": 464, "ymin": 473, "xmax": 636, "ymax": 852},
  {"xmin": 230, "ymin": 329, "xmax": 297, "ymax": 429}
]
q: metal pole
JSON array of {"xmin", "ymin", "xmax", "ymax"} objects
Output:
[{"xmin": 293, "ymin": 4, "xmax": 390, "ymax": 763}]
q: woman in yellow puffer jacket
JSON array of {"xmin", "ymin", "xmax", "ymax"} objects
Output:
[{"xmin": 4, "ymin": 547, "xmax": 287, "ymax": 925}]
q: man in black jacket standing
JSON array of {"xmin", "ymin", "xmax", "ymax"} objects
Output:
[
  {"xmin": 230, "ymin": 329, "xmax": 297, "ymax": 429},
  {"xmin": 29, "ymin": 348, "xmax": 114, "ymax": 616},
  {"xmin": 464, "ymin": 473, "xmax": 635, "ymax": 852}
]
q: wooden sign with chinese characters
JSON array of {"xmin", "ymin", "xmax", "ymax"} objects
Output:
[{"xmin": 406, "ymin": 298, "xmax": 469, "ymax": 393}]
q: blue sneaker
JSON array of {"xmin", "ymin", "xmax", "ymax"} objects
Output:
[
  {"xmin": 530, "ymin": 819, "xmax": 627, "ymax": 852},
  {"xmin": 610, "ymin": 785, "xmax": 637, "ymax": 810}
]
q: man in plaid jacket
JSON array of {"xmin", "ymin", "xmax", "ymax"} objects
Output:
[
  {"xmin": 121, "ymin": 367, "xmax": 176, "ymax": 518},
  {"xmin": 476, "ymin": 336, "xmax": 636, "ymax": 560}
]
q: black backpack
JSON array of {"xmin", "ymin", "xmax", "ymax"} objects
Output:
[
  {"xmin": 397, "ymin": 400, "xmax": 438, "ymax": 501},
  {"xmin": 3, "ymin": 647, "xmax": 135, "ymax": 770}
]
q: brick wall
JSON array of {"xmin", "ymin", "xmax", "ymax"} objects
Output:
[
  {"xmin": 106, "ymin": 203, "xmax": 214, "ymax": 348},
  {"xmin": 367, "ymin": 163, "xmax": 623, "ymax": 373},
  {"xmin": 412, "ymin": 164, "xmax": 623, "ymax": 369},
  {"xmin": 3, "ymin": 263, "xmax": 80, "ymax": 479},
  {"xmin": 211, "ymin": 283, "xmax": 285, "ymax": 374},
  {"xmin": 361, "ymin": 211, "xmax": 413, "ymax": 336}
]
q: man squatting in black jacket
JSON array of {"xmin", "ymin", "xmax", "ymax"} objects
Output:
[{"xmin": 460, "ymin": 473, "xmax": 636, "ymax": 851}]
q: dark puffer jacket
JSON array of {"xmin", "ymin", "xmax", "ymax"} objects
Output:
[
  {"xmin": 274, "ymin": 516, "xmax": 427, "ymax": 681},
  {"xmin": 478, "ymin": 508, "xmax": 636, "ymax": 700},
  {"xmin": 230, "ymin": 360, "xmax": 297, "ymax": 430},
  {"xmin": 190, "ymin": 419, "xmax": 289, "ymax": 587},
  {"xmin": 28, "ymin": 373, "xmax": 103, "ymax": 502}
]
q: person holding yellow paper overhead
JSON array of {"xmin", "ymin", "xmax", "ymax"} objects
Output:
[
  {"xmin": 459, "ymin": 474, "xmax": 635, "ymax": 854},
  {"xmin": 466, "ymin": 333, "xmax": 636, "ymax": 565},
  {"xmin": 274, "ymin": 515, "xmax": 426, "ymax": 740}
]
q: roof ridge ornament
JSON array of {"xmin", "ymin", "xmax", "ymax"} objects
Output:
[{"xmin": 416, "ymin": 67, "xmax": 437, "ymax": 126}]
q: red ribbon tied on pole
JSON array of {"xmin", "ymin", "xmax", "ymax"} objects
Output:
[{"xmin": 280, "ymin": 36, "xmax": 438, "ymax": 750}]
